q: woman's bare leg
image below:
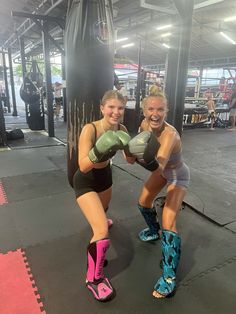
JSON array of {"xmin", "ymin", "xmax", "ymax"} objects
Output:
[
  {"xmin": 139, "ymin": 173, "xmax": 167, "ymax": 207},
  {"xmin": 161, "ymin": 184, "xmax": 186, "ymax": 232},
  {"xmin": 77, "ymin": 190, "xmax": 110, "ymax": 242},
  {"xmin": 98, "ymin": 187, "xmax": 112, "ymax": 211}
]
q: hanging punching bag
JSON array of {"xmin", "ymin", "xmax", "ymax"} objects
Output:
[
  {"xmin": 20, "ymin": 77, "xmax": 40, "ymax": 104},
  {"xmin": 65, "ymin": 0, "xmax": 114, "ymax": 187}
]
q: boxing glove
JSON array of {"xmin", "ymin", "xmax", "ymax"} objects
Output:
[
  {"xmin": 89, "ymin": 130, "xmax": 130, "ymax": 163},
  {"xmin": 116, "ymin": 130, "xmax": 131, "ymax": 148},
  {"xmin": 128, "ymin": 131, "xmax": 160, "ymax": 171}
]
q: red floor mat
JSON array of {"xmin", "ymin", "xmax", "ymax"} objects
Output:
[
  {"xmin": 0, "ymin": 249, "xmax": 45, "ymax": 314},
  {"xmin": 0, "ymin": 181, "xmax": 8, "ymax": 205}
]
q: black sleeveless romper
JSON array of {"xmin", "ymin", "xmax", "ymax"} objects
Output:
[{"xmin": 73, "ymin": 123, "xmax": 120, "ymax": 198}]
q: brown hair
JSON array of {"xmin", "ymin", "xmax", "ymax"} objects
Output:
[{"xmin": 101, "ymin": 90, "xmax": 126, "ymax": 106}]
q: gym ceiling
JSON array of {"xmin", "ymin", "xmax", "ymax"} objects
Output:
[{"xmin": 1, "ymin": 0, "xmax": 236, "ymax": 68}]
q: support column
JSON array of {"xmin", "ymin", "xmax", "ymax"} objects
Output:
[
  {"xmin": 19, "ymin": 37, "xmax": 28, "ymax": 121},
  {"xmin": 42, "ymin": 21, "xmax": 54, "ymax": 137},
  {"xmin": 173, "ymin": 0, "xmax": 194, "ymax": 135},
  {"xmin": 164, "ymin": 33, "xmax": 181, "ymax": 125},
  {"xmin": 197, "ymin": 66, "xmax": 203, "ymax": 98},
  {"xmin": 19, "ymin": 37, "xmax": 27, "ymax": 79},
  {"xmin": 2, "ymin": 52, "xmax": 11, "ymax": 113},
  {"xmin": 61, "ymin": 53, "xmax": 67, "ymax": 122},
  {"xmin": 0, "ymin": 96, "xmax": 7, "ymax": 146},
  {"xmin": 8, "ymin": 48, "xmax": 17, "ymax": 116},
  {"xmin": 135, "ymin": 39, "xmax": 142, "ymax": 131}
]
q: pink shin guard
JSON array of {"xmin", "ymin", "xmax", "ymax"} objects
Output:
[{"xmin": 86, "ymin": 238, "xmax": 114, "ymax": 301}]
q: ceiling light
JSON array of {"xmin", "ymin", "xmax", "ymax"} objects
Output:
[
  {"xmin": 162, "ymin": 43, "xmax": 170, "ymax": 49},
  {"xmin": 224, "ymin": 15, "xmax": 236, "ymax": 22},
  {"xmin": 121, "ymin": 43, "xmax": 135, "ymax": 48},
  {"xmin": 116, "ymin": 37, "xmax": 128, "ymax": 43},
  {"xmin": 156, "ymin": 24, "xmax": 172, "ymax": 31},
  {"xmin": 161, "ymin": 32, "xmax": 172, "ymax": 38},
  {"xmin": 220, "ymin": 32, "xmax": 236, "ymax": 44}
]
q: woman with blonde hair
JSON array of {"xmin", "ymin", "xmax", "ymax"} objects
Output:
[
  {"xmin": 127, "ymin": 90, "xmax": 190, "ymax": 298},
  {"xmin": 149, "ymin": 84, "xmax": 160, "ymax": 96}
]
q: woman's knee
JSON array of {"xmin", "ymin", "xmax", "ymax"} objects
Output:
[{"xmin": 139, "ymin": 196, "xmax": 155, "ymax": 208}]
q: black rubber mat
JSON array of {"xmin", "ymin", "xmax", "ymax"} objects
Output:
[
  {"xmin": 24, "ymin": 207, "xmax": 236, "ymax": 314},
  {"xmin": 2, "ymin": 170, "xmax": 70, "ymax": 203},
  {"xmin": 47, "ymin": 153, "xmax": 67, "ymax": 171},
  {"xmin": 0, "ymin": 191, "xmax": 81, "ymax": 252},
  {"xmin": 7, "ymin": 130, "xmax": 65, "ymax": 149}
]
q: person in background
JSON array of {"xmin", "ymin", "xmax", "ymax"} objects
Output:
[
  {"xmin": 73, "ymin": 90, "xmax": 132, "ymax": 302},
  {"xmin": 54, "ymin": 82, "xmax": 63, "ymax": 118},
  {"xmin": 114, "ymin": 82, "xmax": 128, "ymax": 106},
  {"xmin": 204, "ymin": 88, "xmax": 213, "ymax": 99},
  {"xmin": 206, "ymin": 95, "xmax": 216, "ymax": 130},
  {"xmin": 126, "ymin": 91, "xmax": 190, "ymax": 299},
  {"xmin": 227, "ymin": 87, "xmax": 236, "ymax": 131}
]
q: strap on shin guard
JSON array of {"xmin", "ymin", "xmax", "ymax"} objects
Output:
[
  {"xmin": 154, "ymin": 230, "xmax": 181, "ymax": 296},
  {"xmin": 86, "ymin": 238, "xmax": 114, "ymax": 301},
  {"xmin": 138, "ymin": 204, "xmax": 160, "ymax": 236},
  {"xmin": 87, "ymin": 238, "xmax": 110, "ymax": 282}
]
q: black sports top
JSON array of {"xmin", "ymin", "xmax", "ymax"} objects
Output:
[{"xmin": 90, "ymin": 122, "xmax": 121, "ymax": 162}]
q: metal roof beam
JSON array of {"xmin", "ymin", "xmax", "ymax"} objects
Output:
[
  {"xmin": 3, "ymin": 0, "xmax": 65, "ymax": 48},
  {"xmin": 140, "ymin": 0, "xmax": 176, "ymax": 15},
  {"xmin": 11, "ymin": 11, "xmax": 65, "ymax": 27}
]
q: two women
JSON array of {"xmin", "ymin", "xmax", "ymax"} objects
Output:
[{"xmin": 73, "ymin": 89, "xmax": 189, "ymax": 301}]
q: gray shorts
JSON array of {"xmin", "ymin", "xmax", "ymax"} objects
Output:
[{"xmin": 162, "ymin": 162, "xmax": 190, "ymax": 189}]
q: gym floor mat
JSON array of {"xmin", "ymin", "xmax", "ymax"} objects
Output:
[
  {"xmin": 0, "ymin": 249, "xmax": 45, "ymax": 314},
  {"xmin": 47, "ymin": 154, "xmax": 67, "ymax": 171},
  {"xmin": 24, "ymin": 206, "xmax": 236, "ymax": 314},
  {"xmin": 7, "ymin": 129, "xmax": 65, "ymax": 149},
  {"xmin": 0, "ymin": 181, "xmax": 8, "ymax": 205},
  {"xmin": 1, "ymin": 170, "xmax": 71, "ymax": 203}
]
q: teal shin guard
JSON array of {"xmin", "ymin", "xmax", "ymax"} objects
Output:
[
  {"xmin": 154, "ymin": 230, "xmax": 181, "ymax": 297},
  {"xmin": 138, "ymin": 204, "xmax": 160, "ymax": 242}
]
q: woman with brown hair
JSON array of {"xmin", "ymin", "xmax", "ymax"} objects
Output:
[{"xmin": 73, "ymin": 90, "xmax": 132, "ymax": 302}]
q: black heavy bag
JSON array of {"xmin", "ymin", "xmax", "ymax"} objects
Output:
[
  {"xmin": 6, "ymin": 129, "xmax": 24, "ymax": 140},
  {"xmin": 20, "ymin": 77, "xmax": 40, "ymax": 104},
  {"xmin": 20, "ymin": 77, "xmax": 44, "ymax": 131},
  {"xmin": 20, "ymin": 77, "xmax": 45, "ymax": 131},
  {"xmin": 65, "ymin": 0, "xmax": 114, "ymax": 187}
]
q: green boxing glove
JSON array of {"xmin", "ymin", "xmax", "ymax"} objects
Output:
[
  {"xmin": 128, "ymin": 131, "xmax": 160, "ymax": 171},
  {"xmin": 89, "ymin": 130, "xmax": 129, "ymax": 163},
  {"xmin": 116, "ymin": 130, "xmax": 131, "ymax": 148}
]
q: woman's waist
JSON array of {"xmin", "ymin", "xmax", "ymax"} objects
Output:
[
  {"xmin": 165, "ymin": 160, "xmax": 183, "ymax": 169},
  {"xmin": 93, "ymin": 160, "xmax": 110, "ymax": 169}
]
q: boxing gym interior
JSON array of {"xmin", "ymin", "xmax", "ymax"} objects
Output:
[{"xmin": 0, "ymin": 1, "xmax": 236, "ymax": 313}]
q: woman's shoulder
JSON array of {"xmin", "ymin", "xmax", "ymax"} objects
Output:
[
  {"xmin": 83, "ymin": 120, "xmax": 99, "ymax": 130},
  {"xmin": 80, "ymin": 121, "xmax": 99, "ymax": 138},
  {"xmin": 162, "ymin": 122, "xmax": 180, "ymax": 139},
  {"xmin": 164, "ymin": 122, "xmax": 178, "ymax": 133}
]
